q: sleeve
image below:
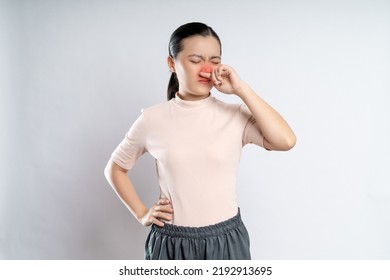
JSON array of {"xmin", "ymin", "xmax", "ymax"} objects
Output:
[
  {"xmin": 110, "ymin": 112, "xmax": 147, "ymax": 170},
  {"xmin": 240, "ymin": 104, "xmax": 265, "ymax": 148}
]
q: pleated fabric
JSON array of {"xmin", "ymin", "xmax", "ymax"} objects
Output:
[{"xmin": 144, "ymin": 209, "xmax": 251, "ymax": 260}]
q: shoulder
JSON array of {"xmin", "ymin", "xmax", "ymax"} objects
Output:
[{"xmin": 140, "ymin": 100, "xmax": 172, "ymax": 117}]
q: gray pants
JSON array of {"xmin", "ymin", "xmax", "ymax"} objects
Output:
[{"xmin": 145, "ymin": 208, "xmax": 251, "ymax": 260}]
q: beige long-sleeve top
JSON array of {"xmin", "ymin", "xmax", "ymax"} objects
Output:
[{"xmin": 111, "ymin": 93, "xmax": 265, "ymax": 227}]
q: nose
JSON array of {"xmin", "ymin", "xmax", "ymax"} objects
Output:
[{"xmin": 200, "ymin": 65, "xmax": 213, "ymax": 73}]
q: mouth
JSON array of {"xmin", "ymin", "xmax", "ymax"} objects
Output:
[{"xmin": 198, "ymin": 79, "xmax": 211, "ymax": 84}]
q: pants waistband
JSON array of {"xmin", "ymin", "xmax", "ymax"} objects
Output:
[{"xmin": 151, "ymin": 208, "xmax": 243, "ymax": 239}]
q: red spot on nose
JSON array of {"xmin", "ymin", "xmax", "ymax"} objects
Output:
[{"xmin": 200, "ymin": 65, "xmax": 213, "ymax": 73}]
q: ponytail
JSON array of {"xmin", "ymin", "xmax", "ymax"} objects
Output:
[{"xmin": 167, "ymin": 72, "xmax": 179, "ymax": 100}]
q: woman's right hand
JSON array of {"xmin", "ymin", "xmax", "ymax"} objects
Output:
[{"xmin": 139, "ymin": 198, "xmax": 173, "ymax": 227}]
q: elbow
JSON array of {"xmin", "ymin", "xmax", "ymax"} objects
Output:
[
  {"xmin": 104, "ymin": 159, "xmax": 128, "ymax": 182},
  {"xmin": 268, "ymin": 134, "xmax": 296, "ymax": 151},
  {"xmin": 104, "ymin": 159, "xmax": 118, "ymax": 183},
  {"xmin": 282, "ymin": 134, "xmax": 297, "ymax": 151},
  {"xmin": 104, "ymin": 162, "xmax": 112, "ymax": 182}
]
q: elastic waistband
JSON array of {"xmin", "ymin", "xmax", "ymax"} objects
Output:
[{"xmin": 151, "ymin": 208, "xmax": 243, "ymax": 239}]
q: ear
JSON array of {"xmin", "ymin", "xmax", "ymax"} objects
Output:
[{"xmin": 167, "ymin": 56, "xmax": 175, "ymax": 72}]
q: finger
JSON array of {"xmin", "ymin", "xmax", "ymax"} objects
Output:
[
  {"xmin": 152, "ymin": 211, "xmax": 173, "ymax": 222},
  {"xmin": 211, "ymin": 70, "xmax": 222, "ymax": 86},
  {"xmin": 152, "ymin": 208, "xmax": 172, "ymax": 218},
  {"xmin": 216, "ymin": 64, "xmax": 226, "ymax": 76},
  {"xmin": 199, "ymin": 72, "xmax": 211, "ymax": 79},
  {"xmin": 218, "ymin": 65, "xmax": 229, "ymax": 77},
  {"xmin": 155, "ymin": 204, "xmax": 174, "ymax": 213},
  {"xmin": 157, "ymin": 198, "xmax": 170, "ymax": 205},
  {"xmin": 152, "ymin": 217, "xmax": 164, "ymax": 227},
  {"xmin": 159, "ymin": 213, "xmax": 173, "ymax": 222}
]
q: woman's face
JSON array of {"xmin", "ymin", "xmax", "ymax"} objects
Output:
[{"xmin": 169, "ymin": 35, "xmax": 221, "ymax": 100}]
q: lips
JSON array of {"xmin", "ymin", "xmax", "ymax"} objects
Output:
[{"xmin": 198, "ymin": 78, "xmax": 211, "ymax": 84}]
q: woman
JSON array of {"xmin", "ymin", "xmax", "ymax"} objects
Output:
[{"xmin": 104, "ymin": 22, "xmax": 296, "ymax": 260}]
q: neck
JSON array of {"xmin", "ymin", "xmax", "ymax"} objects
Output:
[{"xmin": 177, "ymin": 92, "xmax": 210, "ymax": 101}]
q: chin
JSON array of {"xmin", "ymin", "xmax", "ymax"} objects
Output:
[
  {"xmin": 195, "ymin": 86, "xmax": 213, "ymax": 95},
  {"xmin": 186, "ymin": 89, "xmax": 207, "ymax": 96}
]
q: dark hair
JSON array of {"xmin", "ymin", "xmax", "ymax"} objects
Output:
[{"xmin": 167, "ymin": 22, "xmax": 222, "ymax": 100}]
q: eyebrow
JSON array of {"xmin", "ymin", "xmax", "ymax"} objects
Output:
[{"xmin": 188, "ymin": 54, "xmax": 221, "ymax": 60}]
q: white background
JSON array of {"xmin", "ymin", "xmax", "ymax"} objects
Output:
[{"xmin": 1, "ymin": 0, "xmax": 389, "ymax": 259}]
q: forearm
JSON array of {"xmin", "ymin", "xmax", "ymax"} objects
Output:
[
  {"xmin": 104, "ymin": 160, "xmax": 148, "ymax": 222},
  {"xmin": 236, "ymin": 83, "xmax": 296, "ymax": 151}
]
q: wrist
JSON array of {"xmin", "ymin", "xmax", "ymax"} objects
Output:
[
  {"xmin": 136, "ymin": 207, "xmax": 149, "ymax": 224},
  {"xmin": 234, "ymin": 82, "xmax": 252, "ymax": 99}
]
